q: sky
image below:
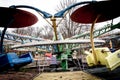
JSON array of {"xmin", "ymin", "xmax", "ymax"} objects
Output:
[
  {"xmin": 0, "ymin": 0, "xmax": 61, "ymax": 15},
  {"xmin": 0, "ymin": 0, "xmax": 119, "ymax": 31},
  {"xmin": 0, "ymin": 0, "xmax": 93, "ymax": 14}
]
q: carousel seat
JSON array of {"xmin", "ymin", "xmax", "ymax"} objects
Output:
[{"xmin": 0, "ymin": 52, "xmax": 34, "ymax": 71}]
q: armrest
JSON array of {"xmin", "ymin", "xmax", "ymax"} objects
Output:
[
  {"xmin": 19, "ymin": 52, "xmax": 32, "ymax": 58},
  {"xmin": 19, "ymin": 52, "xmax": 34, "ymax": 62}
]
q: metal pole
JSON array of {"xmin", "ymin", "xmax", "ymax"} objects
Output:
[
  {"xmin": 50, "ymin": 17, "xmax": 58, "ymax": 40},
  {"xmin": 90, "ymin": 15, "xmax": 100, "ymax": 65},
  {"xmin": 50, "ymin": 17, "xmax": 60, "ymax": 53},
  {"xmin": 0, "ymin": 18, "xmax": 14, "ymax": 53}
]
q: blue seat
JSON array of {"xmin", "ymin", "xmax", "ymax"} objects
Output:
[
  {"xmin": 0, "ymin": 52, "xmax": 34, "ymax": 71},
  {"xmin": 0, "ymin": 54, "xmax": 10, "ymax": 71}
]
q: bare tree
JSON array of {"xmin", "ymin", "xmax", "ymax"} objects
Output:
[
  {"xmin": 33, "ymin": 27, "xmax": 44, "ymax": 38},
  {"xmin": 12, "ymin": 28, "xmax": 27, "ymax": 35},
  {"xmin": 41, "ymin": 25, "xmax": 54, "ymax": 39},
  {"xmin": 56, "ymin": 0, "xmax": 90, "ymax": 38},
  {"xmin": 12, "ymin": 25, "xmax": 54, "ymax": 40},
  {"xmin": 12, "ymin": 27, "xmax": 41, "ymax": 37}
]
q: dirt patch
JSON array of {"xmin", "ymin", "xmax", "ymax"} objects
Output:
[
  {"xmin": 33, "ymin": 71, "xmax": 101, "ymax": 80},
  {"xmin": 0, "ymin": 68, "xmax": 38, "ymax": 80}
]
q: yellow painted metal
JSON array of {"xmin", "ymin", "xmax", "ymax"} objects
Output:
[
  {"xmin": 51, "ymin": 17, "xmax": 58, "ymax": 40},
  {"xmin": 90, "ymin": 15, "xmax": 100, "ymax": 65},
  {"xmin": 86, "ymin": 47, "xmax": 111, "ymax": 66},
  {"xmin": 86, "ymin": 47, "xmax": 120, "ymax": 71},
  {"xmin": 106, "ymin": 49, "xmax": 120, "ymax": 70},
  {"xmin": 86, "ymin": 51, "xmax": 95, "ymax": 66}
]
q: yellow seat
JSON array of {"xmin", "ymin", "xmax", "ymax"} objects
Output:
[
  {"xmin": 86, "ymin": 47, "xmax": 111, "ymax": 66},
  {"xmin": 106, "ymin": 49, "xmax": 120, "ymax": 70}
]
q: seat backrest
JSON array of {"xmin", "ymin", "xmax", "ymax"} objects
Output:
[
  {"xmin": 7, "ymin": 52, "xmax": 18, "ymax": 61},
  {"xmin": 0, "ymin": 54, "xmax": 8, "ymax": 68}
]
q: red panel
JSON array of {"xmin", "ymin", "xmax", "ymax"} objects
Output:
[
  {"xmin": 71, "ymin": 1, "xmax": 119, "ymax": 24},
  {"xmin": 45, "ymin": 53, "xmax": 52, "ymax": 58},
  {"xmin": 0, "ymin": 7, "xmax": 38, "ymax": 28}
]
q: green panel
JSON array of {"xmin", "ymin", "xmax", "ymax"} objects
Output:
[
  {"xmin": 111, "ymin": 22, "xmax": 120, "ymax": 29},
  {"xmin": 68, "ymin": 22, "xmax": 120, "ymax": 39},
  {"xmin": 61, "ymin": 59, "xmax": 68, "ymax": 70}
]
